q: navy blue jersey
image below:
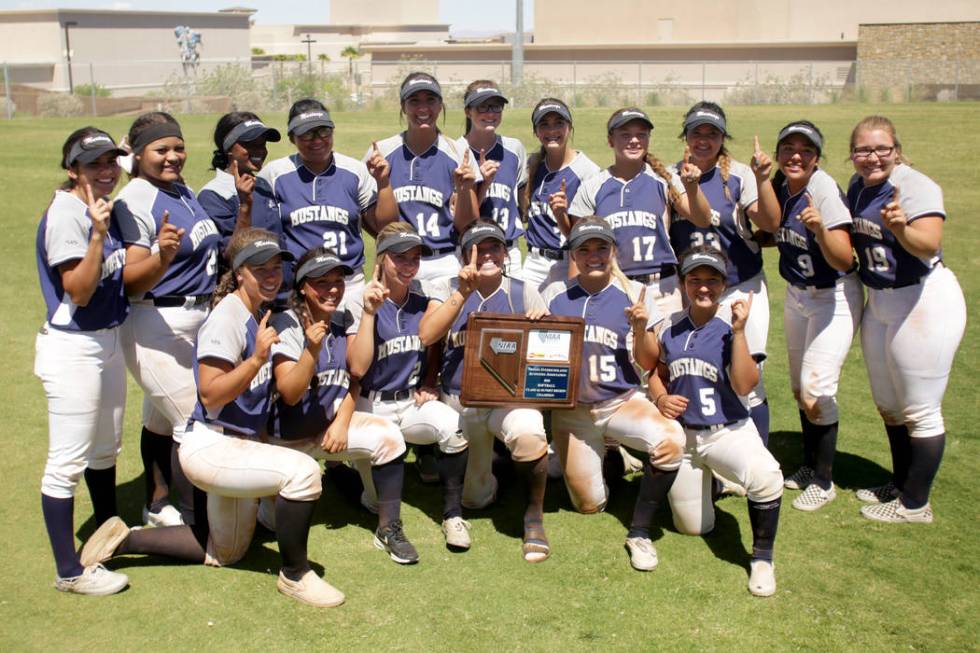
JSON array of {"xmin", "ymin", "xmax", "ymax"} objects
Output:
[
  {"xmin": 847, "ymin": 163, "xmax": 945, "ymax": 290},
  {"xmin": 542, "ymin": 278, "xmax": 658, "ymax": 404},
  {"xmin": 36, "ymin": 190, "xmax": 128, "ymax": 331},
  {"xmin": 431, "ymin": 277, "xmax": 546, "ymax": 395},
  {"xmin": 570, "ymin": 165, "xmax": 683, "ymax": 276},
  {"xmin": 525, "ymin": 151, "xmax": 600, "ymax": 250},
  {"xmin": 774, "ymin": 169, "xmax": 854, "ymax": 288},
  {"xmin": 113, "ymin": 178, "xmax": 220, "ymax": 298},
  {"xmin": 669, "ymin": 160, "xmax": 763, "ymax": 285},
  {"xmin": 190, "ymin": 293, "xmax": 273, "ymax": 437},
  {"xmin": 372, "ymin": 134, "xmax": 477, "ymax": 252},
  {"xmin": 198, "ymin": 169, "xmax": 282, "ymax": 255},
  {"xmin": 457, "ymin": 135, "xmax": 527, "ymax": 242},
  {"xmin": 269, "ymin": 308, "xmax": 356, "ymax": 440},
  {"xmin": 359, "ymin": 280, "xmax": 433, "ymax": 393},
  {"xmin": 260, "ymin": 153, "xmax": 376, "ymax": 273},
  {"xmin": 657, "ymin": 309, "xmax": 750, "ymax": 428}
]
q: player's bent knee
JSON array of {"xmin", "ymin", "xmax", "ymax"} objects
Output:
[
  {"xmin": 374, "ymin": 423, "xmax": 407, "ymax": 465},
  {"xmin": 746, "ymin": 468, "xmax": 784, "ymax": 504},
  {"xmin": 671, "ymin": 501, "xmax": 715, "ymax": 536},
  {"xmin": 803, "ymin": 395, "xmax": 838, "ymax": 425},
  {"xmin": 507, "ymin": 431, "xmax": 548, "ymax": 463},
  {"xmin": 438, "ymin": 429, "xmax": 468, "ymax": 455},
  {"xmin": 279, "ymin": 456, "xmax": 322, "ymax": 502}
]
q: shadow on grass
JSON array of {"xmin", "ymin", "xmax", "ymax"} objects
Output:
[{"xmin": 768, "ymin": 430, "xmax": 893, "ymax": 490}]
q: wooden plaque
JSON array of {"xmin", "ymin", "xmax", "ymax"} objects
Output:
[{"xmin": 460, "ymin": 312, "xmax": 585, "ymax": 409}]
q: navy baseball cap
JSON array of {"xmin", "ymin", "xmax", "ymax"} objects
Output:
[
  {"xmin": 531, "ymin": 101, "xmax": 572, "ymax": 127},
  {"xmin": 683, "ymin": 109, "xmax": 727, "ymax": 135},
  {"xmin": 295, "ymin": 252, "xmax": 353, "ymax": 285},
  {"xmin": 607, "ymin": 108, "xmax": 654, "ymax": 133},
  {"xmin": 460, "ymin": 222, "xmax": 506, "ymax": 252},
  {"xmin": 287, "ymin": 110, "xmax": 335, "ymax": 136},
  {"xmin": 222, "ymin": 119, "xmax": 281, "ymax": 152},
  {"xmin": 231, "ymin": 239, "xmax": 294, "ymax": 270},
  {"xmin": 680, "ymin": 250, "xmax": 727, "ymax": 277},
  {"xmin": 400, "ymin": 76, "xmax": 443, "ymax": 102},
  {"xmin": 566, "ymin": 220, "xmax": 616, "ymax": 250},
  {"xmin": 777, "ymin": 122, "xmax": 823, "ymax": 154},
  {"xmin": 66, "ymin": 131, "xmax": 126, "ymax": 167},
  {"xmin": 376, "ymin": 231, "xmax": 433, "ymax": 257},
  {"xmin": 465, "ymin": 87, "xmax": 508, "ymax": 109}
]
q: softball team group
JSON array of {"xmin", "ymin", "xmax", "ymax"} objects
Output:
[{"xmin": 34, "ymin": 71, "xmax": 965, "ymax": 606}]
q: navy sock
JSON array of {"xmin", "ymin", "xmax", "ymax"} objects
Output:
[
  {"xmin": 799, "ymin": 410, "xmax": 817, "ymax": 468},
  {"xmin": 140, "ymin": 427, "xmax": 172, "ymax": 508},
  {"xmin": 812, "ymin": 422, "xmax": 838, "ymax": 490},
  {"xmin": 514, "ymin": 455, "xmax": 548, "ymax": 523},
  {"xmin": 627, "ymin": 460, "xmax": 677, "ymax": 539},
  {"xmin": 41, "ymin": 494, "xmax": 84, "ymax": 578},
  {"xmin": 117, "ymin": 524, "xmax": 206, "ymax": 562},
  {"xmin": 748, "ymin": 497, "xmax": 781, "ymax": 562},
  {"xmin": 83, "ymin": 466, "xmax": 117, "ymax": 526},
  {"xmin": 902, "ymin": 434, "xmax": 945, "ymax": 510},
  {"xmin": 437, "ymin": 450, "xmax": 468, "ymax": 520},
  {"xmin": 371, "ymin": 454, "xmax": 405, "ymax": 528},
  {"xmin": 885, "ymin": 424, "xmax": 912, "ymax": 491},
  {"xmin": 276, "ymin": 496, "xmax": 315, "ymax": 581},
  {"xmin": 170, "ymin": 444, "xmax": 196, "ymax": 525},
  {"xmin": 750, "ymin": 401, "xmax": 770, "ymax": 446}
]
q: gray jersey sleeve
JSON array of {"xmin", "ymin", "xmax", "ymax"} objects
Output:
[
  {"xmin": 809, "ymin": 169, "xmax": 851, "ymax": 229},
  {"xmin": 271, "ymin": 310, "xmax": 304, "ymax": 362},
  {"xmin": 568, "ymin": 173, "xmax": 600, "ymax": 218},
  {"xmin": 890, "ymin": 164, "xmax": 945, "ymax": 221},
  {"xmin": 731, "ymin": 160, "xmax": 759, "ymax": 208},
  {"xmin": 113, "ymin": 179, "xmax": 158, "ymax": 248},
  {"xmin": 45, "ymin": 193, "xmax": 92, "ymax": 267},
  {"xmin": 196, "ymin": 295, "xmax": 249, "ymax": 365},
  {"xmin": 523, "ymin": 281, "xmax": 548, "ymax": 314}
]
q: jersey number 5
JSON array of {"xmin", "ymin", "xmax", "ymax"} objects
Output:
[{"xmin": 699, "ymin": 388, "xmax": 717, "ymax": 416}]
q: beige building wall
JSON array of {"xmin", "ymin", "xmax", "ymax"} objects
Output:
[
  {"xmin": 534, "ymin": 0, "xmax": 980, "ymax": 44},
  {"xmin": 330, "ymin": 0, "xmax": 441, "ymax": 25}
]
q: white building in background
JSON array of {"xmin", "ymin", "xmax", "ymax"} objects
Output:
[{"xmin": 0, "ymin": 8, "xmax": 251, "ymax": 93}]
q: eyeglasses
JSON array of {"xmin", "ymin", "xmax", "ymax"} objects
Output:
[
  {"xmin": 851, "ymin": 145, "xmax": 895, "ymax": 160},
  {"xmin": 474, "ymin": 103, "xmax": 504, "ymax": 114},
  {"xmin": 298, "ymin": 127, "xmax": 332, "ymax": 142}
]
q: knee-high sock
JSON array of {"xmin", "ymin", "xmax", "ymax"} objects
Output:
[
  {"xmin": 83, "ymin": 466, "xmax": 117, "ymax": 526},
  {"xmin": 276, "ymin": 496, "xmax": 316, "ymax": 581},
  {"xmin": 902, "ymin": 434, "xmax": 945, "ymax": 510},
  {"xmin": 750, "ymin": 401, "xmax": 770, "ymax": 447},
  {"xmin": 812, "ymin": 422, "xmax": 838, "ymax": 490},
  {"xmin": 748, "ymin": 497, "xmax": 781, "ymax": 562},
  {"xmin": 885, "ymin": 424, "xmax": 912, "ymax": 491},
  {"xmin": 171, "ymin": 444, "xmax": 196, "ymax": 525},
  {"xmin": 514, "ymin": 455, "xmax": 547, "ymax": 523},
  {"xmin": 372, "ymin": 454, "xmax": 405, "ymax": 528},
  {"xmin": 799, "ymin": 410, "xmax": 817, "ymax": 469},
  {"xmin": 437, "ymin": 450, "xmax": 468, "ymax": 520},
  {"xmin": 41, "ymin": 494, "xmax": 84, "ymax": 578},
  {"xmin": 140, "ymin": 427, "xmax": 172, "ymax": 509},
  {"xmin": 626, "ymin": 460, "xmax": 678, "ymax": 539}
]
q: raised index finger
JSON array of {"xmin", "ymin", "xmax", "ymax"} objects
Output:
[
  {"xmin": 469, "ymin": 244, "xmax": 478, "ymax": 268},
  {"xmin": 159, "ymin": 209, "xmax": 170, "ymax": 229},
  {"xmin": 479, "ymin": 148, "xmax": 487, "ymax": 166},
  {"xmin": 891, "ymin": 185, "xmax": 900, "ymax": 205},
  {"xmin": 753, "ymin": 135, "xmax": 762, "ymax": 154},
  {"xmin": 462, "ymin": 148, "xmax": 470, "ymax": 166},
  {"xmin": 230, "ymin": 159, "xmax": 240, "ymax": 180},
  {"xmin": 637, "ymin": 285, "xmax": 647, "ymax": 305},
  {"xmin": 559, "ymin": 178, "xmax": 566, "ymax": 194},
  {"xmin": 683, "ymin": 144, "xmax": 692, "ymax": 164},
  {"xmin": 372, "ymin": 141, "xmax": 381, "ymax": 156},
  {"xmin": 80, "ymin": 181, "xmax": 96, "ymax": 208},
  {"xmin": 259, "ymin": 309, "xmax": 272, "ymax": 329}
]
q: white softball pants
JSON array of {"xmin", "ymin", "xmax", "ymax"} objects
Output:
[
  {"xmin": 783, "ymin": 273, "xmax": 863, "ymax": 425},
  {"xmin": 120, "ymin": 301, "xmax": 208, "ymax": 442},
  {"xmin": 505, "ymin": 244, "xmax": 523, "ymax": 278},
  {"xmin": 520, "ymin": 250, "xmax": 568, "ymax": 292},
  {"xmin": 178, "ymin": 421, "xmax": 322, "ymax": 566},
  {"xmin": 641, "ymin": 273, "xmax": 683, "ymax": 319},
  {"xmin": 416, "ymin": 252, "xmax": 462, "ymax": 285},
  {"xmin": 668, "ymin": 418, "xmax": 784, "ymax": 535},
  {"xmin": 35, "ymin": 325, "xmax": 126, "ymax": 498},
  {"xmin": 442, "ymin": 393, "xmax": 549, "ymax": 510},
  {"xmin": 551, "ymin": 390, "xmax": 685, "ymax": 514},
  {"xmin": 720, "ymin": 271, "xmax": 770, "ymax": 406},
  {"xmin": 861, "ymin": 265, "xmax": 965, "ymax": 438}
]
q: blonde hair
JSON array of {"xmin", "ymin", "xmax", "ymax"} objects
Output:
[
  {"xmin": 571, "ymin": 216, "xmax": 638, "ymax": 304},
  {"xmin": 212, "ymin": 227, "xmax": 279, "ymax": 309},
  {"xmin": 373, "ymin": 222, "xmax": 417, "ymax": 280},
  {"xmin": 849, "ymin": 115, "xmax": 910, "ymax": 165}
]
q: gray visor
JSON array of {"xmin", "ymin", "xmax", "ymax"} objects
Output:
[
  {"xmin": 222, "ymin": 120, "xmax": 281, "ymax": 152},
  {"xmin": 531, "ymin": 102, "xmax": 572, "ymax": 126},
  {"xmin": 607, "ymin": 108, "xmax": 654, "ymax": 132},
  {"xmin": 287, "ymin": 110, "xmax": 335, "ymax": 136},
  {"xmin": 66, "ymin": 132, "xmax": 126, "ymax": 167},
  {"xmin": 777, "ymin": 122, "xmax": 823, "ymax": 153},
  {"xmin": 566, "ymin": 220, "xmax": 616, "ymax": 250},
  {"xmin": 376, "ymin": 231, "xmax": 433, "ymax": 257},
  {"xmin": 680, "ymin": 250, "xmax": 727, "ymax": 277},
  {"xmin": 460, "ymin": 222, "xmax": 506, "ymax": 252},
  {"xmin": 400, "ymin": 77, "xmax": 443, "ymax": 102},
  {"xmin": 231, "ymin": 239, "xmax": 294, "ymax": 270},
  {"xmin": 683, "ymin": 110, "xmax": 727, "ymax": 135},
  {"xmin": 295, "ymin": 253, "xmax": 353, "ymax": 285},
  {"xmin": 465, "ymin": 88, "xmax": 508, "ymax": 108}
]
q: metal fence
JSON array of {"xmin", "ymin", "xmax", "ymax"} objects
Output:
[{"xmin": 3, "ymin": 57, "xmax": 979, "ymax": 118}]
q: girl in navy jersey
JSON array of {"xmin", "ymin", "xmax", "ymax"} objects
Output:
[
  {"xmin": 419, "ymin": 220, "xmax": 551, "ymax": 560},
  {"xmin": 762, "ymin": 121, "xmax": 862, "ymax": 513},
  {"xmin": 522, "ymin": 98, "xmax": 599, "ymax": 289},
  {"xmin": 649, "ymin": 246, "xmax": 784, "ymax": 597},
  {"xmin": 349, "ymin": 222, "xmax": 465, "ymax": 560},
  {"xmin": 543, "ymin": 217, "xmax": 684, "ymax": 568},
  {"xmin": 567, "ymin": 107, "xmax": 712, "ymax": 318},
  {"xmin": 35, "ymin": 128, "xmax": 131, "ymax": 595},
  {"xmin": 456, "ymin": 80, "xmax": 527, "ymax": 276},
  {"xmin": 262, "ymin": 98, "xmax": 398, "ymax": 319},
  {"xmin": 371, "ymin": 73, "xmax": 479, "ymax": 283},
  {"xmin": 267, "ymin": 247, "xmax": 409, "ymax": 545},
  {"xmin": 113, "ymin": 112, "xmax": 221, "ymax": 528},
  {"xmin": 77, "ymin": 228, "xmax": 346, "ymax": 608},
  {"xmin": 198, "ymin": 111, "xmax": 282, "ymax": 263},
  {"xmin": 846, "ymin": 116, "xmax": 965, "ymax": 523},
  {"xmin": 669, "ymin": 102, "xmax": 780, "ymax": 444}
]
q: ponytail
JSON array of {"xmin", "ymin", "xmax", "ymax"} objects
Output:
[
  {"xmin": 523, "ymin": 146, "xmax": 546, "ymax": 215},
  {"xmin": 644, "ymin": 152, "xmax": 681, "ymax": 206},
  {"xmin": 717, "ymin": 147, "xmax": 733, "ymax": 203}
]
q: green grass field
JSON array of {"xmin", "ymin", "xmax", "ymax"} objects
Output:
[{"xmin": 1, "ymin": 103, "xmax": 977, "ymax": 652}]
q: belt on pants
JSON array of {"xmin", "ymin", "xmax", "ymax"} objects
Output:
[
  {"xmin": 361, "ymin": 387, "xmax": 414, "ymax": 402},
  {"xmin": 628, "ymin": 265, "xmax": 676, "ymax": 284},
  {"xmin": 529, "ymin": 246, "xmax": 564, "ymax": 261},
  {"xmin": 681, "ymin": 419, "xmax": 740, "ymax": 433},
  {"xmin": 150, "ymin": 294, "xmax": 211, "ymax": 308}
]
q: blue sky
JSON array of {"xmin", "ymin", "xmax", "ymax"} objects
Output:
[{"xmin": 0, "ymin": 1, "xmax": 535, "ymax": 32}]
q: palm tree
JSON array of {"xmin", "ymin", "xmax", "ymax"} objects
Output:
[
  {"xmin": 317, "ymin": 53, "xmax": 330, "ymax": 76},
  {"xmin": 341, "ymin": 46, "xmax": 362, "ymax": 89}
]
